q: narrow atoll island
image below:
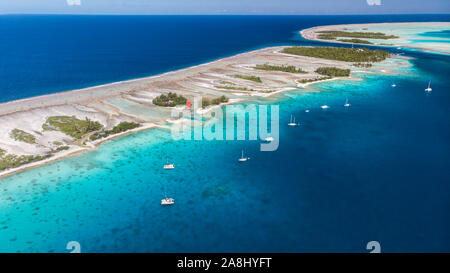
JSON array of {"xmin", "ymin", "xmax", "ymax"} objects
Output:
[
  {"xmin": 0, "ymin": 45, "xmax": 410, "ymax": 177},
  {"xmin": 301, "ymin": 22, "xmax": 450, "ymax": 55}
]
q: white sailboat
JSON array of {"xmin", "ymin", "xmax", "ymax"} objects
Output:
[
  {"xmin": 425, "ymin": 80, "xmax": 432, "ymax": 92},
  {"xmin": 264, "ymin": 137, "xmax": 274, "ymax": 142},
  {"xmin": 391, "ymin": 83, "xmax": 396, "ymax": 87},
  {"xmin": 163, "ymin": 158, "xmax": 175, "ymax": 169},
  {"xmin": 305, "ymin": 109, "xmax": 310, "ymax": 113},
  {"xmin": 321, "ymin": 105, "xmax": 330, "ymax": 109},
  {"xmin": 238, "ymin": 150, "xmax": 250, "ymax": 162},
  {"xmin": 344, "ymin": 98, "xmax": 351, "ymax": 107},
  {"xmin": 288, "ymin": 115, "xmax": 297, "ymax": 126}
]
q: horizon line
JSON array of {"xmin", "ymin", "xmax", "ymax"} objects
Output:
[{"xmin": 1, "ymin": 13, "xmax": 450, "ymax": 16}]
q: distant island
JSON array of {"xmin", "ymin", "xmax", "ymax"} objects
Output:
[
  {"xmin": 316, "ymin": 30, "xmax": 398, "ymax": 44},
  {"xmin": 301, "ymin": 22, "xmax": 450, "ymax": 55}
]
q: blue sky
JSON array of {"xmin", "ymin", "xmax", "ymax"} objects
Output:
[{"xmin": 0, "ymin": 0, "xmax": 449, "ymax": 15}]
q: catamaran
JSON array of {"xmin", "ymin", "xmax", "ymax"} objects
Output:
[
  {"xmin": 238, "ymin": 150, "xmax": 249, "ymax": 162},
  {"xmin": 344, "ymin": 98, "xmax": 351, "ymax": 107},
  {"xmin": 161, "ymin": 197, "xmax": 174, "ymax": 205},
  {"xmin": 425, "ymin": 80, "xmax": 432, "ymax": 92},
  {"xmin": 288, "ymin": 115, "xmax": 297, "ymax": 126},
  {"xmin": 163, "ymin": 158, "xmax": 175, "ymax": 169}
]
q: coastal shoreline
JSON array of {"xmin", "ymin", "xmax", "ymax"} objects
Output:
[
  {"xmin": 0, "ymin": 123, "xmax": 162, "ymax": 179},
  {"xmin": 0, "ymin": 45, "xmax": 406, "ymax": 179},
  {"xmin": 0, "ymin": 99, "xmax": 251, "ymax": 179},
  {"xmin": 0, "ymin": 47, "xmax": 296, "ymax": 116}
]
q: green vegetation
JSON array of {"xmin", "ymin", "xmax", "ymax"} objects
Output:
[
  {"xmin": 353, "ymin": 62, "xmax": 373, "ymax": 68},
  {"xmin": 282, "ymin": 47, "xmax": 390, "ymax": 63},
  {"xmin": 0, "ymin": 152, "xmax": 51, "ymax": 171},
  {"xmin": 90, "ymin": 122, "xmax": 141, "ymax": 141},
  {"xmin": 215, "ymin": 85, "xmax": 273, "ymax": 93},
  {"xmin": 211, "ymin": 96, "xmax": 229, "ymax": 105},
  {"xmin": 10, "ymin": 129, "xmax": 36, "ymax": 144},
  {"xmin": 219, "ymin": 80, "xmax": 235, "ymax": 85},
  {"xmin": 215, "ymin": 85, "xmax": 257, "ymax": 91},
  {"xmin": 56, "ymin": 146, "xmax": 70, "ymax": 152},
  {"xmin": 202, "ymin": 96, "xmax": 229, "ymax": 108},
  {"xmin": 43, "ymin": 116, "xmax": 103, "ymax": 139},
  {"xmin": 297, "ymin": 67, "xmax": 349, "ymax": 84},
  {"xmin": 153, "ymin": 92, "xmax": 187, "ymax": 107},
  {"xmin": 233, "ymin": 74, "xmax": 262, "ymax": 83},
  {"xmin": 317, "ymin": 31, "xmax": 398, "ymax": 40},
  {"xmin": 298, "ymin": 76, "xmax": 331, "ymax": 84},
  {"xmin": 337, "ymin": 39, "xmax": 373, "ymax": 44},
  {"xmin": 254, "ymin": 64, "xmax": 307, "ymax": 74},
  {"xmin": 53, "ymin": 141, "xmax": 63, "ymax": 146},
  {"xmin": 315, "ymin": 67, "xmax": 350, "ymax": 77}
]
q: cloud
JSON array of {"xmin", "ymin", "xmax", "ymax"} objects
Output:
[
  {"xmin": 66, "ymin": 0, "xmax": 82, "ymax": 6},
  {"xmin": 366, "ymin": 0, "xmax": 382, "ymax": 6}
]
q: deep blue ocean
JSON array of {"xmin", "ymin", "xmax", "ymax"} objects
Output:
[
  {"xmin": 0, "ymin": 14, "xmax": 449, "ymax": 102},
  {"xmin": 0, "ymin": 15, "xmax": 449, "ymax": 253}
]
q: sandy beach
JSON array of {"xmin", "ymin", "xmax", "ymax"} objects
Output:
[{"xmin": 0, "ymin": 45, "xmax": 409, "ymax": 178}]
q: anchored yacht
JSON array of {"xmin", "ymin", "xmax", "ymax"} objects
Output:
[
  {"xmin": 288, "ymin": 115, "xmax": 297, "ymax": 126},
  {"xmin": 344, "ymin": 98, "xmax": 351, "ymax": 107},
  {"xmin": 161, "ymin": 197, "xmax": 174, "ymax": 205},
  {"xmin": 238, "ymin": 150, "xmax": 250, "ymax": 162},
  {"xmin": 425, "ymin": 80, "xmax": 432, "ymax": 92},
  {"xmin": 163, "ymin": 158, "xmax": 175, "ymax": 169}
]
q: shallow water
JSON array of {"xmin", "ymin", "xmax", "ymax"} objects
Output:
[{"xmin": 343, "ymin": 22, "xmax": 450, "ymax": 54}]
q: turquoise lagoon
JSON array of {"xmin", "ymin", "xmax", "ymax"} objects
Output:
[
  {"xmin": 1, "ymin": 53, "xmax": 449, "ymax": 252},
  {"xmin": 341, "ymin": 22, "xmax": 450, "ymax": 55}
]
